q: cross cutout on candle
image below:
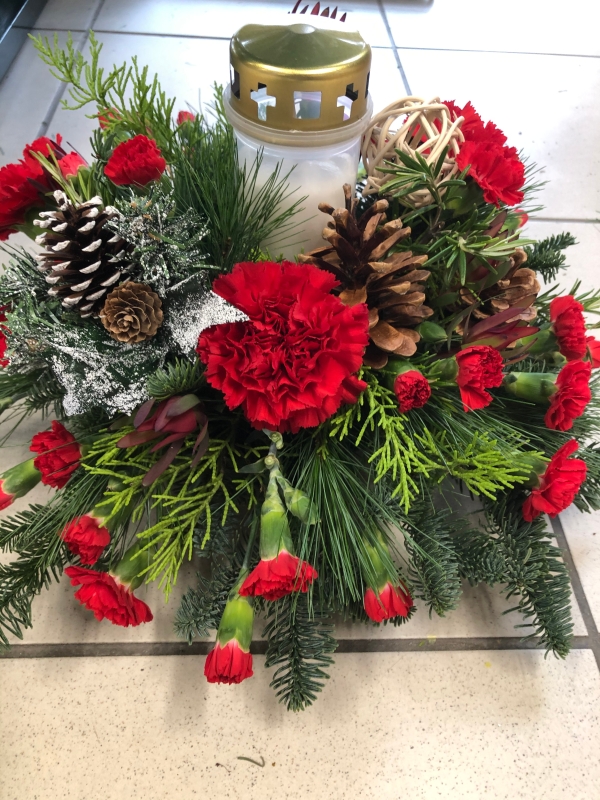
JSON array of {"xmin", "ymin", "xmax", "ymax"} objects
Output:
[
  {"xmin": 336, "ymin": 83, "xmax": 359, "ymax": 121},
  {"xmin": 250, "ymin": 83, "xmax": 277, "ymax": 121}
]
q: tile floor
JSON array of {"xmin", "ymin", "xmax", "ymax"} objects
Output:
[{"xmin": 1, "ymin": 1, "xmax": 600, "ymax": 798}]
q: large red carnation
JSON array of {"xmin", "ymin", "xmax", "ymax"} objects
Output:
[
  {"xmin": 364, "ymin": 582, "xmax": 413, "ymax": 623},
  {"xmin": 65, "ymin": 566, "xmax": 153, "ymax": 627},
  {"xmin": 204, "ymin": 640, "xmax": 253, "ymax": 685},
  {"xmin": 545, "ymin": 360, "xmax": 592, "ymax": 431},
  {"xmin": 522, "ymin": 440, "xmax": 587, "ymax": 522},
  {"xmin": 457, "ymin": 140, "xmax": 525, "ymax": 207},
  {"xmin": 239, "ymin": 550, "xmax": 318, "ymax": 601},
  {"xmin": 30, "ymin": 420, "xmax": 81, "ymax": 489},
  {"xmin": 394, "ymin": 370, "xmax": 431, "ymax": 413},
  {"xmin": 197, "ymin": 261, "xmax": 369, "ymax": 433},
  {"xmin": 550, "ymin": 295, "xmax": 587, "ymax": 361},
  {"xmin": 455, "ymin": 345, "xmax": 504, "ymax": 411},
  {"xmin": 104, "ymin": 135, "xmax": 166, "ymax": 186},
  {"xmin": 60, "ymin": 515, "xmax": 111, "ymax": 565},
  {"xmin": 444, "ymin": 100, "xmax": 507, "ymax": 146}
]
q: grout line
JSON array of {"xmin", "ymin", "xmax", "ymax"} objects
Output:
[
  {"xmin": 35, "ymin": 0, "xmax": 106, "ymax": 138},
  {"xmin": 29, "ymin": 27, "xmax": 231, "ymax": 41},
  {"xmin": 551, "ymin": 516, "xmax": 600, "ymax": 672},
  {"xmin": 0, "ymin": 636, "xmax": 593, "ymax": 659},
  {"xmin": 529, "ymin": 216, "xmax": 600, "ymax": 225},
  {"xmin": 377, "ymin": 0, "xmax": 412, "ymax": 94}
]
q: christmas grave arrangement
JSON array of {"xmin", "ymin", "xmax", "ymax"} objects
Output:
[{"xmin": 0, "ymin": 30, "xmax": 599, "ymax": 712}]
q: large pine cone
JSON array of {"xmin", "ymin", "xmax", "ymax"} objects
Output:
[
  {"xmin": 34, "ymin": 191, "xmax": 132, "ymax": 318},
  {"xmin": 298, "ymin": 185, "xmax": 433, "ymax": 368},
  {"xmin": 100, "ymin": 282, "xmax": 163, "ymax": 344}
]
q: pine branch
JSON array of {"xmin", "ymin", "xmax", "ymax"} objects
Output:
[
  {"xmin": 175, "ymin": 563, "xmax": 239, "ymax": 643},
  {"xmin": 263, "ymin": 593, "xmax": 337, "ymax": 712},
  {"xmin": 147, "ymin": 358, "xmax": 204, "ymax": 401},
  {"xmin": 525, "ymin": 232, "xmax": 576, "ymax": 282},
  {"xmin": 484, "ymin": 494, "xmax": 573, "ymax": 657},
  {"xmin": 403, "ymin": 499, "xmax": 462, "ymax": 617},
  {"xmin": 452, "ymin": 521, "xmax": 505, "ymax": 586}
]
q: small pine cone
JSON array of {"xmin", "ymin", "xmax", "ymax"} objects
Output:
[
  {"xmin": 100, "ymin": 282, "xmax": 163, "ymax": 344},
  {"xmin": 34, "ymin": 191, "xmax": 132, "ymax": 317}
]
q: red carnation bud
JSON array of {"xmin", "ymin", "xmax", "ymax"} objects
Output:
[
  {"xmin": 205, "ymin": 593, "xmax": 254, "ymax": 685},
  {"xmin": 391, "ymin": 367, "xmax": 431, "ymax": 413},
  {"xmin": 58, "ymin": 152, "xmax": 87, "ymax": 179},
  {"xmin": 586, "ymin": 336, "xmax": 600, "ymax": 369},
  {"xmin": 0, "ymin": 458, "xmax": 42, "ymax": 510},
  {"xmin": 104, "ymin": 134, "xmax": 166, "ymax": 186},
  {"xmin": 98, "ymin": 108, "xmax": 120, "ymax": 129},
  {"xmin": 515, "ymin": 209, "xmax": 529, "ymax": 227},
  {"xmin": 364, "ymin": 582, "xmax": 413, "ymax": 623},
  {"xmin": 522, "ymin": 440, "xmax": 587, "ymax": 522},
  {"xmin": 176, "ymin": 110, "xmax": 196, "ymax": 125},
  {"xmin": 550, "ymin": 296, "xmax": 587, "ymax": 361},
  {"xmin": 545, "ymin": 360, "xmax": 592, "ymax": 431},
  {"xmin": 30, "ymin": 420, "xmax": 81, "ymax": 489},
  {"xmin": 455, "ymin": 345, "xmax": 504, "ymax": 412},
  {"xmin": 60, "ymin": 515, "xmax": 111, "ymax": 565},
  {"xmin": 65, "ymin": 543, "xmax": 152, "ymax": 627}
]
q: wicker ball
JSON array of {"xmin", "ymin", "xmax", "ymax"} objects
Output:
[{"xmin": 361, "ymin": 96, "xmax": 465, "ymax": 207}]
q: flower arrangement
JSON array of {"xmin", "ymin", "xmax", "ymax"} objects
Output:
[{"xmin": 0, "ymin": 32, "xmax": 599, "ymax": 712}]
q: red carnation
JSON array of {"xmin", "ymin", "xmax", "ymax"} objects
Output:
[
  {"xmin": 65, "ymin": 566, "xmax": 153, "ymax": 627},
  {"xmin": 30, "ymin": 420, "xmax": 81, "ymax": 489},
  {"xmin": 550, "ymin": 295, "xmax": 587, "ymax": 361},
  {"xmin": 364, "ymin": 582, "xmax": 413, "ymax": 623},
  {"xmin": 104, "ymin": 134, "xmax": 166, "ymax": 186},
  {"xmin": 586, "ymin": 336, "xmax": 600, "ymax": 368},
  {"xmin": 394, "ymin": 370, "xmax": 431, "ymax": 413},
  {"xmin": 58, "ymin": 152, "xmax": 87, "ymax": 179},
  {"xmin": 239, "ymin": 550, "xmax": 318, "ymax": 601},
  {"xmin": 0, "ymin": 484, "xmax": 15, "ymax": 511},
  {"xmin": 204, "ymin": 640, "xmax": 253, "ymax": 685},
  {"xmin": 545, "ymin": 360, "xmax": 592, "ymax": 431},
  {"xmin": 60, "ymin": 515, "xmax": 110, "ymax": 565},
  {"xmin": 197, "ymin": 261, "xmax": 369, "ymax": 433},
  {"xmin": 444, "ymin": 100, "xmax": 506, "ymax": 146},
  {"xmin": 522, "ymin": 440, "xmax": 587, "ymax": 522},
  {"xmin": 457, "ymin": 140, "xmax": 525, "ymax": 207},
  {"xmin": 177, "ymin": 110, "xmax": 196, "ymax": 124},
  {"xmin": 0, "ymin": 305, "xmax": 9, "ymax": 367},
  {"xmin": 455, "ymin": 345, "xmax": 504, "ymax": 411}
]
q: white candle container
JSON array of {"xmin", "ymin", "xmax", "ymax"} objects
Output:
[{"xmin": 224, "ymin": 18, "xmax": 373, "ymax": 260}]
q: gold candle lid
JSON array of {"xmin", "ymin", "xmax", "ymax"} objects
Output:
[{"xmin": 228, "ymin": 20, "xmax": 372, "ymax": 134}]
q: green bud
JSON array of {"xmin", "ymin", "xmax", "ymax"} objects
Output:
[
  {"xmin": 428, "ymin": 357, "xmax": 459, "ymax": 382},
  {"xmin": 417, "ymin": 321, "xmax": 447, "ymax": 343},
  {"xmin": 259, "ymin": 473, "xmax": 294, "ymax": 559},
  {"xmin": 518, "ymin": 453, "xmax": 549, "ymax": 488},
  {"xmin": 217, "ymin": 594, "xmax": 254, "ymax": 651},
  {"xmin": 282, "ymin": 482, "xmax": 318, "ymax": 525},
  {"xmin": 362, "ymin": 538, "xmax": 394, "ymax": 593},
  {"xmin": 111, "ymin": 542, "xmax": 150, "ymax": 591},
  {"xmin": 0, "ymin": 458, "xmax": 41, "ymax": 499},
  {"xmin": 445, "ymin": 181, "xmax": 484, "ymax": 217},
  {"xmin": 503, "ymin": 372, "xmax": 557, "ymax": 404},
  {"xmin": 514, "ymin": 328, "xmax": 557, "ymax": 355}
]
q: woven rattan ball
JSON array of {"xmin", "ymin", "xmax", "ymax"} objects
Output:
[{"xmin": 361, "ymin": 96, "xmax": 464, "ymax": 207}]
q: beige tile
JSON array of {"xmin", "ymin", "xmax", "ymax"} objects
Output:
[
  {"xmin": 384, "ymin": 0, "xmax": 598, "ymax": 57},
  {"xmin": 94, "ymin": 0, "xmax": 391, "ymax": 47},
  {"xmin": 559, "ymin": 506, "xmax": 600, "ymax": 629},
  {"xmin": 33, "ymin": 0, "xmax": 101, "ymax": 30},
  {"xmin": 1, "ymin": 650, "xmax": 599, "ymax": 799},
  {"xmin": 395, "ymin": 49, "xmax": 600, "ymax": 221},
  {"xmin": 525, "ymin": 219, "xmax": 600, "ymax": 295}
]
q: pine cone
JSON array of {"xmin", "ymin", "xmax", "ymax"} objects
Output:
[
  {"xmin": 100, "ymin": 282, "xmax": 163, "ymax": 344},
  {"xmin": 298, "ymin": 184, "xmax": 432, "ymax": 367},
  {"xmin": 459, "ymin": 248, "xmax": 540, "ymax": 327},
  {"xmin": 34, "ymin": 191, "xmax": 132, "ymax": 318}
]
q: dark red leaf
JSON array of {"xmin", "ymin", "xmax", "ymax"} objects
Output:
[{"xmin": 142, "ymin": 441, "xmax": 183, "ymax": 487}]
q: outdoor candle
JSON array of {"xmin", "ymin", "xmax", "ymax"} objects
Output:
[{"xmin": 224, "ymin": 17, "xmax": 372, "ymax": 259}]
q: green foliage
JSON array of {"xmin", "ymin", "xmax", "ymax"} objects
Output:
[
  {"xmin": 484, "ymin": 494, "xmax": 573, "ymax": 657},
  {"xmin": 574, "ymin": 443, "xmax": 600, "ymax": 513},
  {"xmin": 263, "ymin": 593, "xmax": 337, "ymax": 712},
  {"xmin": 147, "ymin": 358, "xmax": 204, "ymax": 401},
  {"xmin": 403, "ymin": 499, "xmax": 462, "ymax": 617},
  {"xmin": 175, "ymin": 563, "xmax": 239, "ymax": 643},
  {"xmin": 452, "ymin": 522, "xmax": 505, "ymax": 586},
  {"xmin": 0, "ymin": 471, "xmax": 108, "ymax": 647},
  {"xmin": 524, "ymin": 232, "xmax": 576, "ymax": 283}
]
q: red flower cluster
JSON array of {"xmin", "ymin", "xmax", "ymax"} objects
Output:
[
  {"xmin": 0, "ymin": 305, "xmax": 9, "ymax": 368},
  {"xmin": 522, "ymin": 440, "xmax": 587, "ymax": 522},
  {"xmin": 455, "ymin": 345, "xmax": 504, "ymax": 412},
  {"xmin": 445, "ymin": 100, "xmax": 525, "ymax": 207},
  {"xmin": 0, "ymin": 136, "xmax": 85, "ymax": 238},
  {"xmin": 104, "ymin": 135, "xmax": 166, "ymax": 186},
  {"xmin": 240, "ymin": 551, "xmax": 318, "ymax": 601},
  {"xmin": 204, "ymin": 640, "xmax": 253, "ymax": 685},
  {"xmin": 30, "ymin": 420, "xmax": 81, "ymax": 489},
  {"xmin": 60, "ymin": 515, "xmax": 111, "ymax": 565},
  {"xmin": 545, "ymin": 361, "xmax": 592, "ymax": 431},
  {"xmin": 197, "ymin": 261, "xmax": 369, "ymax": 433},
  {"xmin": 587, "ymin": 336, "xmax": 600, "ymax": 368},
  {"xmin": 65, "ymin": 566, "xmax": 153, "ymax": 627},
  {"xmin": 364, "ymin": 582, "xmax": 413, "ymax": 623},
  {"xmin": 550, "ymin": 296, "xmax": 587, "ymax": 361},
  {"xmin": 394, "ymin": 370, "xmax": 431, "ymax": 413}
]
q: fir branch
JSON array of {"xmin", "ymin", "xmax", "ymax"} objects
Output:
[
  {"xmin": 452, "ymin": 521, "xmax": 506, "ymax": 586},
  {"xmin": 263, "ymin": 593, "xmax": 337, "ymax": 712},
  {"xmin": 524, "ymin": 232, "xmax": 576, "ymax": 283},
  {"xmin": 147, "ymin": 358, "xmax": 204, "ymax": 401},
  {"xmin": 175, "ymin": 564, "xmax": 239, "ymax": 643}
]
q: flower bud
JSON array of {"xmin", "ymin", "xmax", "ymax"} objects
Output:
[
  {"xmin": 110, "ymin": 542, "xmax": 150, "ymax": 591},
  {"xmin": 428, "ymin": 356, "xmax": 459, "ymax": 382},
  {"xmin": 0, "ymin": 458, "xmax": 42, "ymax": 509},
  {"xmin": 514, "ymin": 328, "xmax": 557, "ymax": 355},
  {"xmin": 259, "ymin": 472, "xmax": 294, "ymax": 560},
  {"xmin": 503, "ymin": 372, "xmax": 557, "ymax": 404},
  {"xmin": 417, "ymin": 321, "xmax": 447, "ymax": 343}
]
